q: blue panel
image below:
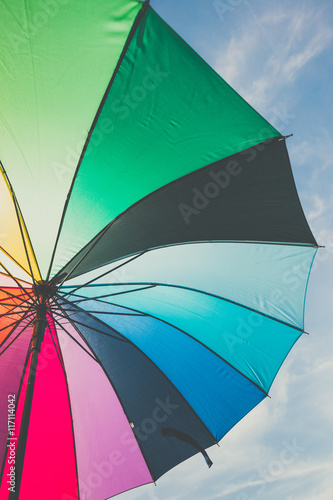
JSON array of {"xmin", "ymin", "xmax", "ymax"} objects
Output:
[
  {"xmin": 71, "ymin": 298, "xmax": 265, "ymax": 439},
  {"xmin": 64, "ymin": 285, "xmax": 301, "ymax": 392}
]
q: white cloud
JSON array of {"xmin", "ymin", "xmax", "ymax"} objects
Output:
[{"xmin": 307, "ymin": 194, "xmax": 326, "ymax": 221}]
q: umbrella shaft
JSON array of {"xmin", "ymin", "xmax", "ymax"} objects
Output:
[{"xmin": 9, "ymin": 305, "xmax": 47, "ymax": 500}]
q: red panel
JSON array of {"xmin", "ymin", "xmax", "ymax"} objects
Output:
[{"xmin": 0, "ymin": 289, "xmax": 34, "ymax": 343}]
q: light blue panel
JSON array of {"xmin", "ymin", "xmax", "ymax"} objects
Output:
[
  {"xmin": 70, "ymin": 297, "xmax": 265, "ymax": 440},
  {"xmin": 62, "ymin": 243, "xmax": 317, "ymax": 329},
  {"xmin": 63, "ymin": 285, "xmax": 301, "ymax": 392}
]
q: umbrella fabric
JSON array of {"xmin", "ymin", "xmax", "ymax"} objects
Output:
[{"xmin": 0, "ymin": 2, "xmax": 317, "ymax": 500}]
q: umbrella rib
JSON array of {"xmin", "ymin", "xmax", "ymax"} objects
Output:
[
  {"xmin": 11, "ymin": 194, "xmax": 39, "ymax": 290},
  {"xmin": 52, "ymin": 308, "xmax": 145, "ymax": 316},
  {"xmin": 0, "ymin": 311, "xmax": 31, "ymax": 346},
  {"xmin": 48, "ymin": 311, "xmax": 82, "ymax": 500},
  {"xmin": 0, "ymin": 296, "xmax": 35, "ymax": 318},
  {"xmin": 0, "ymin": 314, "xmax": 35, "ymax": 356},
  {"xmin": 0, "ymin": 293, "xmax": 34, "ymax": 305},
  {"xmin": 61, "ymin": 292, "xmax": 269, "ymax": 397},
  {"xmin": 0, "ymin": 287, "xmax": 34, "ymax": 305},
  {"xmin": 0, "ymin": 309, "xmax": 30, "ymax": 320},
  {"xmin": 0, "ymin": 271, "xmax": 31, "ymax": 286},
  {"xmin": 63, "ymin": 281, "xmax": 304, "ymax": 334},
  {"xmin": 58, "ymin": 251, "xmax": 147, "ymax": 300},
  {"xmin": 0, "ymin": 261, "xmax": 37, "ymax": 305},
  {"xmin": 51, "ymin": 308, "xmax": 101, "ymax": 362},
  {"xmin": 0, "ymin": 315, "xmax": 31, "ymax": 337},
  {"xmin": 0, "ymin": 246, "xmax": 32, "ymax": 282},
  {"xmin": 0, "ymin": 303, "xmax": 33, "ymax": 311},
  {"xmin": 46, "ymin": 313, "xmax": 66, "ymax": 373},
  {"xmin": 0, "ymin": 332, "xmax": 32, "ymax": 481},
  {"xmin": 58, "ymin": 284, "xmax": 156, "ymax": 304},
  {"xmin": 51, "ymin": 305, "xmax": 130, "ymax": 344}
]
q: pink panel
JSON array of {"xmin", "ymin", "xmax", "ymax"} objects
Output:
[
  {"xmin": 0, "ymin": 349, "xmax": 31, "ymax": 500},
  {"xmin": 18, "ymin": 317, "xmax": 78, "ymax": 500},
  {"xmin": 57, "ymin": 319, "xmax": 152, "ymax": 500},
  {"xmin": 0, "ymin": 276, "xmax": 30, "ymax": 288}
]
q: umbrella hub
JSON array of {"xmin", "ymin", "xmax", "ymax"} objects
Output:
[{"xmin": 35, "ymin": 280, "xmax": 57, "ymax": 304}]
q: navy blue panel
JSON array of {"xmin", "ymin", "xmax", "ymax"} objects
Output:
[{"xmin": 60, "ymin": 303, "xmax": 216, "ymax": 480}]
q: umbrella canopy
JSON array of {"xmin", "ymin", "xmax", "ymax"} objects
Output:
[{"xmin": 0, "ymin": 1, "xmax": 317, "ymax": 499}]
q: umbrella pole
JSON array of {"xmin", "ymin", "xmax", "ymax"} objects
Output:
[{"xmin": 9, "ymin": 302, "xmax": 47, "ymax": 500}]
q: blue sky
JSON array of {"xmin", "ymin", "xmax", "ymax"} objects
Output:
[{"xmin": 119, "ymin": 1, "xmax": 333, "ymax": 499}]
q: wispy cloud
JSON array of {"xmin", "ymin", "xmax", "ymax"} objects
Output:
[
  {"xmin": 120, "ymin": 2, "xmax": 333, "ymax": 500},
  {"xmin": 214, "ymin": 4, "xmax": 333, "ymax": 115}
]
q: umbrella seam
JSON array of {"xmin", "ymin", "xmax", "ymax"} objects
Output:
[
  {"xmin": 58, "ymin": 302, "xmax": 158, "ymax": 484},
  {"xmin": 60, "ymin": 281, "xmax": 304, "ymax": 333},
  {"xmin": 46, "ymin": 1, "xmax": 150, "ymax": 282},
  {"xmin": 0, "ymin": 320, "xmax": 34, "ymax": 481}
]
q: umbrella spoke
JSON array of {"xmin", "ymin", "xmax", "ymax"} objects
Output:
[
  {"xmin": 0, "ymin": 271, "xmax": 31, "ymax": 287},
  {"xmin": 0, "ymin": 287, "xmax": 35, "ymax": 305},
  {"xmin": 0, "ymin": 161, "xmax": 40, "ymax": 289},
  {"xmin": 52, "ymin": 308, "xmax": 145, "ymax": 316},
  {"xmin": 57, "ymin": 284, "xmax": 156, "ymax": 304},
  {"xmin": 0, "ymin": 312, "xmax": 34, "ymax": 354},
  {"xmin": 0, "ymin": 261, "xmax": 37, "ymax": 304},
  {"xmin": 0, "ymin": 303, "xmax": 33, "ymax": 311},
  {"xmin": 0, "ymin": 247, "xmax": 32, "ymax": 283},
  {"xmin": 58, "ymin": 250, "xmax": 146, "ymax": 300},
  {"xmin": 51, "ymin": 307, "xmax": 129, "ymax": 343},
  {"xmin": 0, "ymin": 309, "xmax": 30, "ymax": 320},
  {"xmin": 46, "ymin": 313, "xmax": 66, "ymax": 373},
  {"xmin": 51, "ymin": 311, "xmax": 101, "ymax": 363},
  {"xmin": 52, "ymin": 296, "xmax": 130, "ymax": 342}
]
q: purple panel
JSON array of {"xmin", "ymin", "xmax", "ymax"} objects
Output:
[
  {"xmin": 57, "ymin": 320, "xmax": 152, "ymax": 500},
  {"xmin": 0, "ymin": 322, "xmax": 32, "ymax": 469}
]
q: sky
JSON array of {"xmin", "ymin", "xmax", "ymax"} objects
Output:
[{"xmin": 119, "ymin": 1, "xmax": 333, "ymax": 499}]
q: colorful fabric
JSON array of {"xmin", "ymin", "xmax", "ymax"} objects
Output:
[{"xmin": 0, "ymin": 2, "xmax": 317, "ymax": 499}]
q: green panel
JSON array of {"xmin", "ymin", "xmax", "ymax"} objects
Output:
[
  {"xmin": 0, "ymin": 0, "xmax": 141, "ymax": 277},
  {"xmin": 52, "ymin": 6, "xmax": 281, "ymax": 277}
]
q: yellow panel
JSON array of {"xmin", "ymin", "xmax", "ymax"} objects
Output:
[{"xmin": 0, "ymin": 169, "xmax": 40, "ymax": 280}]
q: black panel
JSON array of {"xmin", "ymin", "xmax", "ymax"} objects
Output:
[
  {"xmin": 58, "ymin": 138, "xmax": 316, "ymax": 279},
  {"xmin": 61, "ymin": 304, "xmax": 215, "ymax": 480}
]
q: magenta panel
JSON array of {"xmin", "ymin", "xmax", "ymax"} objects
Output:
[
  {"xmin": 18, "ymin": 317, "xmax": 78, "ymax": 500},
  {"xmin": 57, "ymin": 319, "xmax": 152, "ymax": 500}
]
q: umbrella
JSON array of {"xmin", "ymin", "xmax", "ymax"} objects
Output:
[{"xmin": 0, "ymin": 1, "xmax": 317, "ymax": 499}]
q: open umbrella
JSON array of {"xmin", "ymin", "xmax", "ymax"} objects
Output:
[{"xmin": 0, "ymin": 1, "xmax": 317, "ymax": 499}]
